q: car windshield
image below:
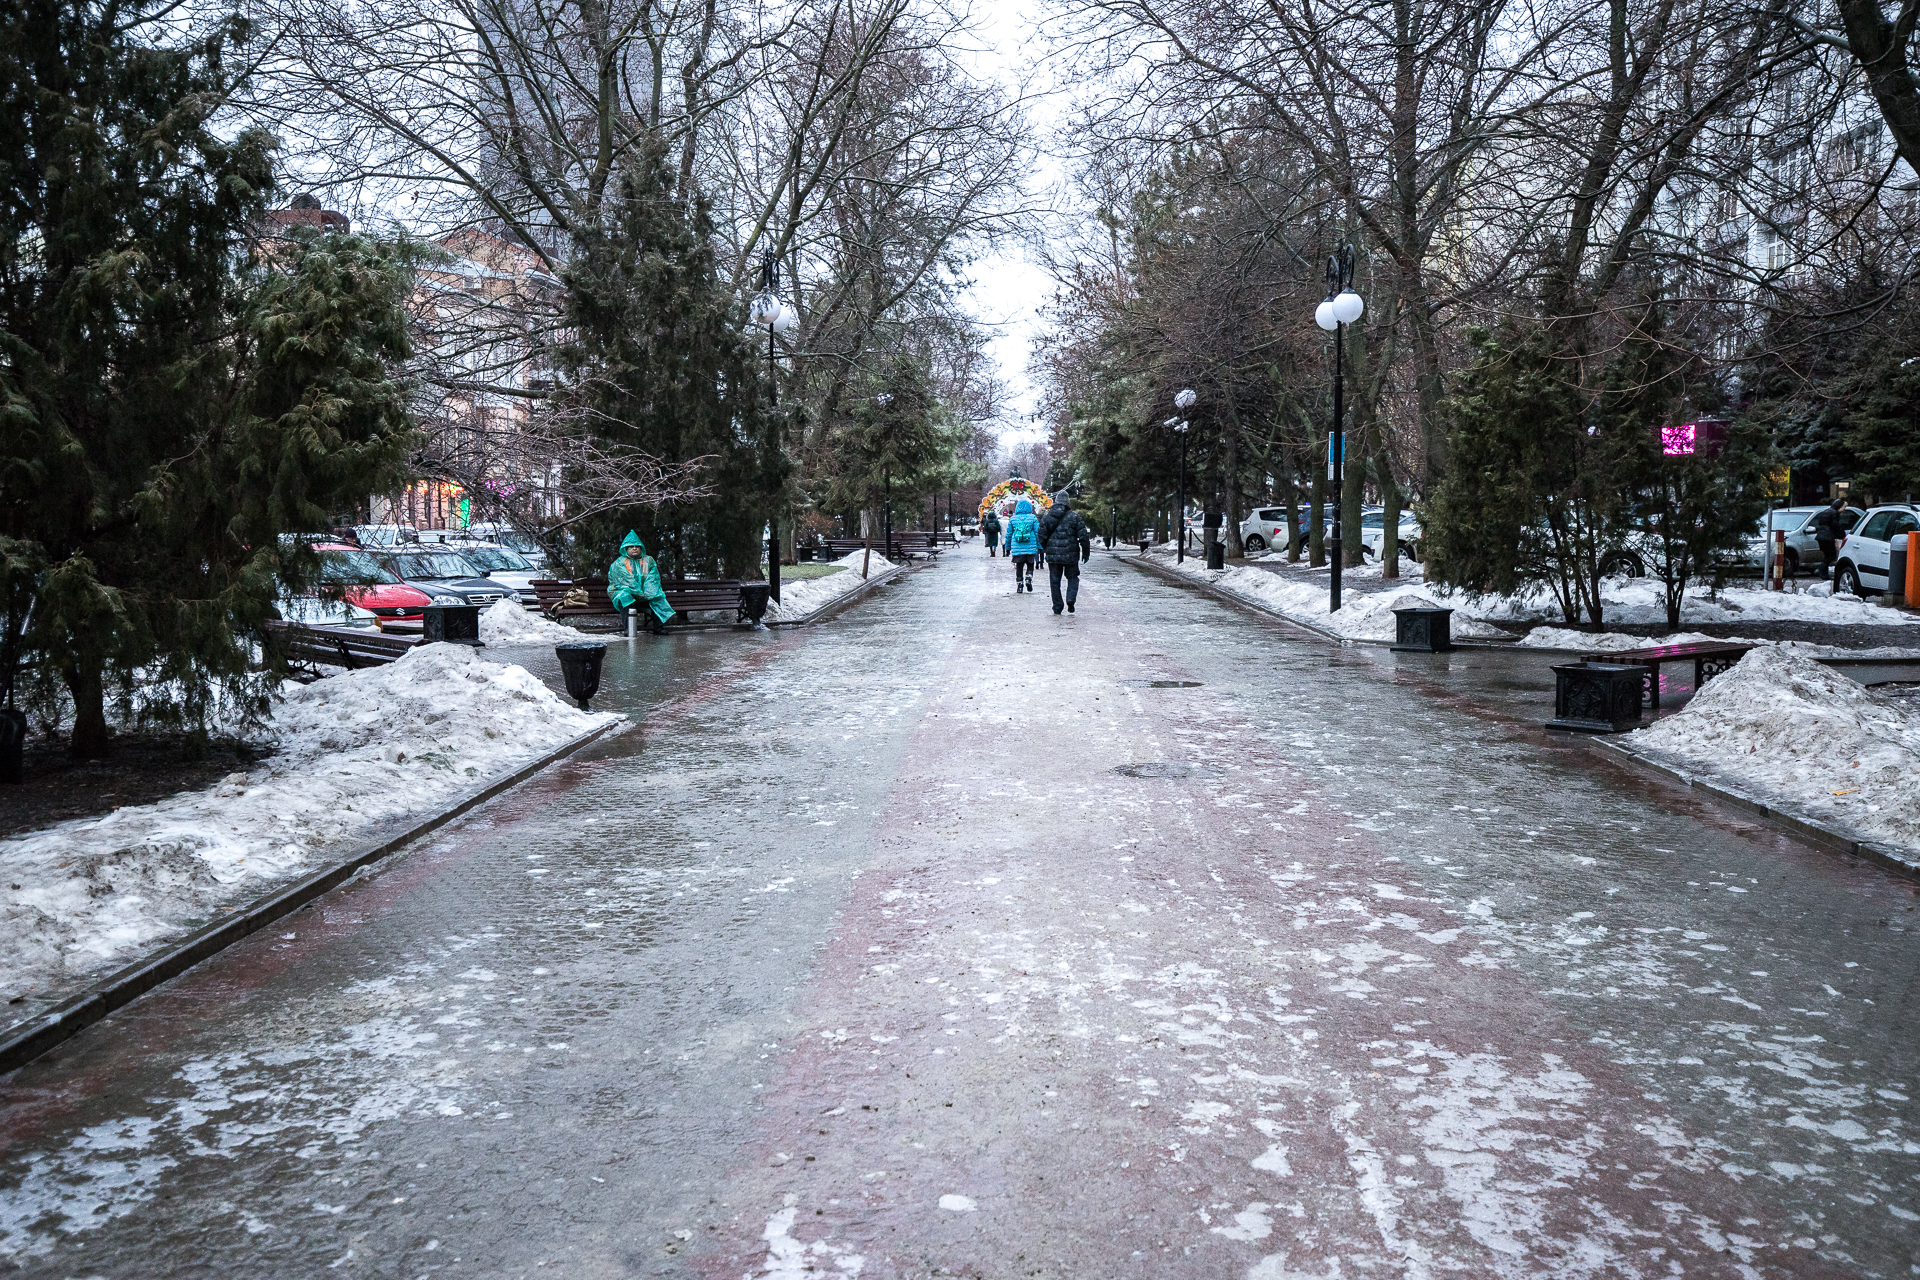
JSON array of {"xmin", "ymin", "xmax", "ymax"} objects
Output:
[
  {"xmin": 319, "ymin": 549, "xmax": 398, "ymax": 584},
  {"xmin": 1759, "ymin": 510, "xmax": 1808, "ymax": 531},
  {"xmin": 460, "ymin": 546, "xmax": 532, "ymax": 572},
  {"xmin": 390, "ymin": 551, "xmax": 480, "ymax": 578},
  {"xmin": 1361, "ymin": 513, "xmax": 1384, "ymax": 528}
]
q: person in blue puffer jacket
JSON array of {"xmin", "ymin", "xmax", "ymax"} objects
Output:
[{"xmin": 1004, "ymin": 498, "xmax": 1041, "ymax": 593}]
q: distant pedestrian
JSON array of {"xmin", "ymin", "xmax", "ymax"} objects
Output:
[
  {"xmin": 983, "ymin": 508, "xmax": 1002, "ymax": 557},
  {"xmin": 1811, "ymin": 496, "xmax": 1850, "ymax": 580},
  {"xmin": 1005, "ymin": 498, "xmax": 1040, "ymax": 593},
  {"xmin": 1037, "ymin": 492, "xmax": 1092, "ymax": 614}
]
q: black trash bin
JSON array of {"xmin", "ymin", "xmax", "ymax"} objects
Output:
[
  {"xmin": 1546, "ymin": 662, "xmax": 1645, "ymax": 734},
  {"xmin": 423, "ymin": 603, "xmax": 482, "ymax": 646},
  {"xmin": 0, "ymin": 708, "xmax": 25, "ymax": 785},
  {"xmin": 555, "ymin": 642, "xmax": 607, "ymax": 711},
  {"xmin": 1391, "ymin": 606, "xmax": 1455, "ymax": 653},
  {"xmin": 739, "ymin": 581, "xmax": 772, "ymax": 624}
]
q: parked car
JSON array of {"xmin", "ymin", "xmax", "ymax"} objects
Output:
[
  {"xmin": 1360, "ymin": 510, "xmax": 1422, "ymax": 562},
  {"xmin": 453, "ymin": 542, "xmax": 542, "ymax": 603},
  {"xmin": 374, "ymin": 548, "xmax": 515, "ymax": 609},
  {"xmin": 278, "ymin": 543, "xmax": 434, "ymax": 631},
  {"xmin": 463, "ymin": 523, "xmax": 550, "ymax": 570},
  {"xmin": 1239, "ymin": 507, "xmax": 1291, "ymax": 553},
  {"xmin": 351, "ymin": 524, "xmax": 418, "ymax": 547},
  {"xmin": 1720, "ymin": 505, "xmax": 1863, "ymax": 576},
  {"xmin": 1834, "ymin": 503, "xmax": 1920, "ymax": 597}
]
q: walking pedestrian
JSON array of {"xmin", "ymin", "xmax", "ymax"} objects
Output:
[
  {"xmin": 1037, "ymin": 492, "xmax": 1092, "ymax": 614},
  {"xmin": 1005, "ymin": 498, "xmax": 1040, "ymax": 593},
  {"xmin": 1811, "ymin": 496, "xmax": 1850, "ymax": 581},
  {"xmin": 983, "ymin": 508, "xmax": 1002, "ymax": 558},
  {"xmin": 607, "ymin": 530, "xmax": 675, "ymax": 633}
]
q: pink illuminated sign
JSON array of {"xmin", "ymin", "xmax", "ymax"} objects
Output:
[{"xmin": 1658, "ymin": 420, "xmax": 1728, "ymax": 458}]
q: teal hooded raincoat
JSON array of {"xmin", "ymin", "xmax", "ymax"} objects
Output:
[{"xmin": 607, "ymin": 531, "xmax": 675, "ymax": 625}]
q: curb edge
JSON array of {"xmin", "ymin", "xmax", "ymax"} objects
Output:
[
  {"xmin": 1585, "ymin": 736, "xmax": 1920, "ymax": 880},
  {"xmin": 0, "ymin": 719, "xmax": 626, "ymax": 1076}
]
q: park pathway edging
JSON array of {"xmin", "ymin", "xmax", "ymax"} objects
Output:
[
  {"xmin": 0, "ymin": 719, "xmax": 627, "ymax": 1076},
  {"xmin": 1586, "ymin": 735, "xmax": 1920, "ymax": 882},
  {"xmin": 766, "ymin": 556, "xmax": 918, "ymax": 627}
]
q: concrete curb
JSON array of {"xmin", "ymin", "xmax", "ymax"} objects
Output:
[
  {"xmin": 766, "ymin": 557, "xmax": 917, "ymax": 628},
  {"xmin": 1120, "ymin": 554, "xmax": 1354, "ymax": 644},
  {"xmin": 1586, "ymin": 736, "xmax": 1920, "ymax": 881},
  {"xmin": 0, "ymin": 719, "xmax": 626, "ymax": 1076}
]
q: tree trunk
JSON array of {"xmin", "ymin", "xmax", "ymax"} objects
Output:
[
  {"xmin": 1222, "ymin": 420, "xmax": 1245, "ymax": 558},
  {"xmin": 64, "ymin": 663, "xmax": 110, "ymax": 760},
  {"xmin": 1342, "ymin": 428, "xmax": 1367, "ymax": 568},
  {"xmin": 1309, "ymin": 426, "xmax": 1327, "ymax": 567},
  {"xmin": 1377, "ymin": 449, "xmax": 1401, "ymax": 580},
  {"xmin": 1283, "ymin": 461, "xmax": 1301, "ymax": 562}
]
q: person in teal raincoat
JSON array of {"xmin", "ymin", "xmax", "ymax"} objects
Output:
[
  {"xmin": 607, "ymin": 531, "xmax": 674, "ymax": 633},
  {"xmin": 1004, "ymin": 498, "xmax": 1040, "ymax": 593}
]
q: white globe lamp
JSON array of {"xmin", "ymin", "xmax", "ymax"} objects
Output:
[
  {"xmin": 1331, "ymin": 289, "xmax": 1364, "ymax": 324},
  {"xmin": 1314, "ymin": 301, "xmax": 1338, "ymax": 332}
]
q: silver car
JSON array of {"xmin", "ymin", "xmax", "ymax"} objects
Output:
[{"xmin": 1729, "ymin": 506, "xmax": 1861, "ymax": 576}]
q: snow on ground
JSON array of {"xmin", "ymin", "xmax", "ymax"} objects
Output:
[
  {"xmin": 479, "ymin": 597, "xmax": 592, "ymax": 645},
  {"xmin": 1518, "ymin": 626, "xmax": 1920, "ymax": 657},
  {"xmin": 1628, "ymin": 647, "xmax": 1920, "ymax": 853},
  {"xmin": 1153, "ymin": 550, "xmax": 1510, "ymax": 641},
  {"xmin": 1455, "ymin": 574, "xmax": 1915, "ymax": 629},
  {"xmin": 0, "ymin": 645, "xmax": 620, "ymax": 1013},
  {"xmin": 764, "ymin": 551, "xmax": 883, "ymax": 622},
  {"xmin": 1199, "ymin": 546, "xmax": 1919, "ymax": 639}
]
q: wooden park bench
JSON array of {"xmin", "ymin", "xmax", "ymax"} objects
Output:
[
  {"xmin": 265, "ymin": 620, "xmax": 420, "ymax": 677},
  {"xmin": 529, "ymin": 576, "xmax": 758, "ymax": 626},
  {"xmin": 1575, "ymin": 639, "xmax": 1756, "ymax": 708}
]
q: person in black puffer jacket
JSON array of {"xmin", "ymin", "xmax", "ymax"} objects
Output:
[
  {"xmin": 1037, "ymin": 494, "xmax": 1092, "ymax": 614},
  {"xmin": 1811, "ymin": 497, "xmax": 1851, "ymax": 580}
]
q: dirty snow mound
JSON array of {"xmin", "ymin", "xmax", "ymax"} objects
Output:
[
  {"xmin": 1630, "ymin": 647, "xmax": 1920, "ymax": 851},
  {"xmin": 765, "ymin": 551, "xmax": 875, "ymax": 622},
  {"xmin": 480, "ymin": 596, "xmax": 591, "ymax": 644},
  {"xmin": 0, "ymin": 644, "xmax": 620, "ymax": 1015}
]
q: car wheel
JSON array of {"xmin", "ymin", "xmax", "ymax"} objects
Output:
[
  {"xmin": 1245, "ymin": 534, "xmax": 1266, "ymax": 552},
  {"xmin": 1400, "ymin": 541, "xmax": 1420, "ymax": 563},
  {"xmin": 1783, "ymin": 548, "xmax": 1799, "ymax": 578},
  {"xmin": 1837, "ymin": 563, "xmax": 1866, "ymax": 597},
  {"xmin": 1600, "ymin": 552, "xmax": 1644, "ymax": 579}
]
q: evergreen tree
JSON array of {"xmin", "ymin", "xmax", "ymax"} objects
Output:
[
  {"xmin": 821, "ymin": 356, "xmax": 955, "ymax": 530},
  {"xmin": 0, "ymin": 0, "xmax": 417, "ymax": 757},
  {"xmin": 556, "ymin": 141, "xmax": 775, "ymax": 581}
]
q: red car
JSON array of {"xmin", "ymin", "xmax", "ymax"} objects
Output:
[{"xmin": 281, "ymin": 542, "xmax": 434, "ymax": 631}]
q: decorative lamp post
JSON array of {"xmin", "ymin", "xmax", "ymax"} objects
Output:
[
  {"xmin": 1313, "ymin": 245, "xmax": 1364, "ymax": 612},
  {"xmin": 749, "ymin": 250, "xmax": 798, "ymax": 604},
  {"xmin": 1169, "ymin": 387, "xmax": 1196, "ymax": 563}
]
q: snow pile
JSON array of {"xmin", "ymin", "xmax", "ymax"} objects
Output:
[
  {"xmin": 1630, "ymin": 647, "xmax": 1920, "ymax": 852},
  {"xmin": 1457, "ymin": 576, "xmax": 1915, "ymax": 629},
  {"xmin": 1521, "ymin": 626, "xmax": 1920, "ymax": 658},
  {"xmin": 1159, "ymin": 554, "xmax": 1509, "ymax": 641},
  {"xmin": 1522, "ymin": 628, "xmax": 1739, "ymax": 651},
  {"xmin": 0, "ymin": 644, "xmax": 620, "ymax": 1013},
  {"xmin": 764, "ymin": 551, "xmax": 881, "ymax": 622},
  {"xmin": 479, "ymin": 596, "xmax": 591, "ymax": 644}
]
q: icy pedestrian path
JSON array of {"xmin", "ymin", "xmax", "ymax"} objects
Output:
[{"xmin": 1, "ymin": 542, "xmax": 1913, "ymax": 1278}]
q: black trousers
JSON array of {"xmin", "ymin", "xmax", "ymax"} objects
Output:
[
  {"xmin": 1012, "ymin": 554, "xmax": 1036, "ymax": 588},
  {"xmin": 1048, "ymin": 558, "xmax": 1081, "ymax": 610},
  {"xmin": 1816, "ymin": 538, "xmax": 1837, "ymax": 577}
]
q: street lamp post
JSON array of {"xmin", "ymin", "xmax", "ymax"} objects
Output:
[
  {"xmin": 1168, "ymin": 388, "xmax": 1196, "ymax": 563},
  {"xmin": 749, "ymin": 252, "xmax": 798, "ymax": 603},
  {"xmin": 1313, "ymin": 246, "xmax": 1364, "ymax": 612}
]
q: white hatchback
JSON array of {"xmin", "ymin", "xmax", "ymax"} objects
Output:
[{"xmin": 1835, "ymin": 504, "xmax": 1919, "ymax": 597}]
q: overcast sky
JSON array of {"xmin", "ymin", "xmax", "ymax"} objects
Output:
[{"xmin": 953, "ymin": 0, "xmax": 1067, "ymax": 447}]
